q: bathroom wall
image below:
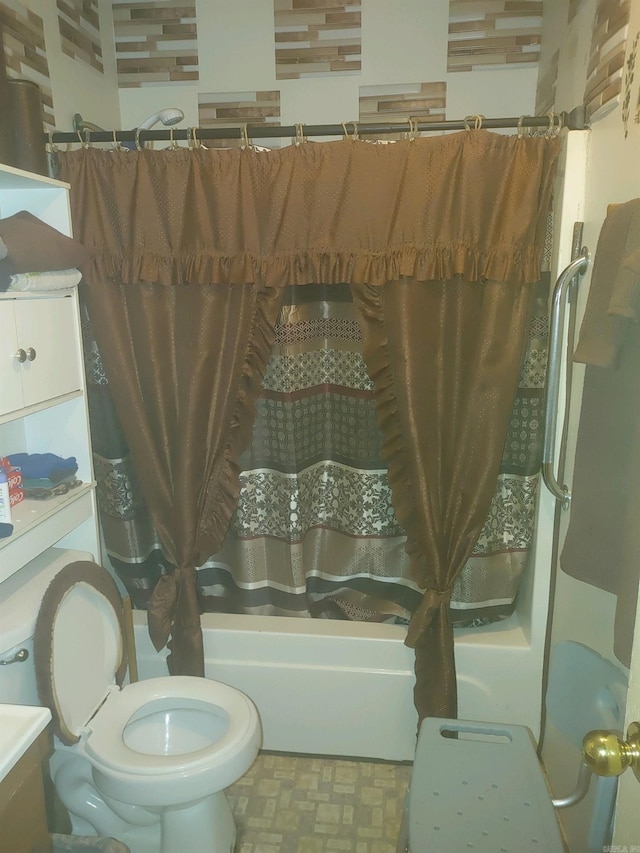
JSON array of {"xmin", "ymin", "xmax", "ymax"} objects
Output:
[
  {"xmin": 0, "ymin": 1, "xmax": 544, "ymax": 140},
  {"xmin": 537, "ymin": 0, "xmax": 640, "ymax": 848},
  {"xmin": 115, "ymin": 0, "xmax": 541, "ymax": 137},
  {"xmin": 0, "ymin": 0, "xmax": 119, "ymax": 131}
]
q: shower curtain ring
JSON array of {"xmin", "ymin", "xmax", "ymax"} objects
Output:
[
  {"xmin": 111, "ymin": 129, "xmax": 123, "ymax": 151},
  {"xmin": 517, "ymin": 115, "xmax": 528, "ymax": 138},
  {"xmin": 46, "ymin": 130, "xmax": 59, "ymax": 153},
  {"xmin": 341, "ymin": 121, "xmax": 359, "ymax": 141},
  {"xmin": 193, "ymin": 126, "xmax": 207, "ymax": 149},
  {"xmin": 169, "ymin": 126, "xmax": 179, "ymax": 149},
  {"xmin": 547, "ymin": 111, "xmax": 561, "ymax": 137},
  {"xmin": 464, "ymin": 115, "xmax": 484, "ymax": 131},
  {"xmin": 186, "ymin": 127, "xmax": 196, "ymax": 149},
  {"xmin": 77, "ymin": 128, "xmax": 91, "ymax": 149},
  {"xmin": 135, "ymin": 126, "xmax": 144, "ymax": 151},
  {"xmin": 294, "ymin": 123, "xmax": 306, "ymax": 147},
  {"xmin": 240, "ymin": 123, "xmax": 250, "ymax": 150}
]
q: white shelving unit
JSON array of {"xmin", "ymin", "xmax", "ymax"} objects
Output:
[{"xmin": 0, "ymin": 163, "xmax": 99, "ymax": 584}]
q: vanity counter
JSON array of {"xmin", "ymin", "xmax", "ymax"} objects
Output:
[
  {"xmin": 0, "ymin": 703, "xmax": 52, "ymax": 852},
  {"xmin": 0, "ymin": 703, "xmax": 51, "ymax": 782}
]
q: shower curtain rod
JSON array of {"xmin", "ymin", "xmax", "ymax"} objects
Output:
[{"xmin": 48, "ymin": 105, "xmax": 588, "ymax": 145}]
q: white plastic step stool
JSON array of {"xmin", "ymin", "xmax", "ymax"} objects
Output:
[{"xmin": 406, "ymin": 718, "xmax": 566, "ymax": 852}]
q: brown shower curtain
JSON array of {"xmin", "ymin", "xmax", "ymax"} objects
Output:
[{"xmin": 58, "ymin": 130, "xmax": 558, "ymax": 718}]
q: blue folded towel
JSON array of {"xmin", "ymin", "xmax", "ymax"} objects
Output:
[{"xmin": 7, "ymin": 452, "xmax": 78, "ymax": 482}]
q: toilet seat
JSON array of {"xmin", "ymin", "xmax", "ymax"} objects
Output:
[
  {"xmin": 34, "ymin": 558, "xmax": 260, "ymax": 787},
  {"xmin": 34, "ymin": 560, "xmax": 128, "ymax": 745},
  {"xmin": 85, "ymin": 675, "xmax": 258, "ymax": 775}
]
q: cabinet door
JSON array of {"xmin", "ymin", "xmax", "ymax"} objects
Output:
[
  {"xmin": 0, "ymin": 302, "xmax": 23, "ymax": 416},
  {"xmin": 14, "ymin": 296, "xmax": 82, "ymax": 408}
]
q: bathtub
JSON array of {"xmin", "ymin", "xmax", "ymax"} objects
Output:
[
  {"xmin": 132, "ymin": 483, "xmax": 555, "ymax": 763},
  {"xmin": 132, "ymin": 530, "xmax": 551, "ymax": 763}
]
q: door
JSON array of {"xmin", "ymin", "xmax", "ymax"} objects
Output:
[{"xmin": 613, "ymin": 626, "xmax": 640, "ymax": 842}]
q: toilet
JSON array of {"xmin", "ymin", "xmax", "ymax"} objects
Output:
[{"xmin": 0, "ymin": 548, "xmax": 261, "ymax": 853}]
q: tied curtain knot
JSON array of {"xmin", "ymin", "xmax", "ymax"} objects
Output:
[
  {"xmin": 148, "ymin": 563, "xmax": 204, "ymax": 677},
  {"xmin": 148, "ymin": 564, "xmax": 199, "ymax": 652},
  {"xmin": 406, "ymin": 586, "xmax": 453, "ymax": 648}
]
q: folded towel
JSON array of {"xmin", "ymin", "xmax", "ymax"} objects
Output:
[
  {"xmin": 22, "ymin": 472, "xmax": 78, "ymax": 489},
  {"xmin": 7, "ymin": 268, "xmax": 83, "ymax": 292},
  {"xmin": 7, "ymin": 452, "xmax": 78, "ymax": 482},
  {"xmin": 0, "ymin": 210, "xmax": 89, "ymax": 291},
  {"xmin": 23, "ymin": 477, "xmax": 82, "ymax": 500}
]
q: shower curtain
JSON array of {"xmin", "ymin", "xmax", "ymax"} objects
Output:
[{"xmin": 58, "ymin": 131, "xmax": 559, "ymax": 720}]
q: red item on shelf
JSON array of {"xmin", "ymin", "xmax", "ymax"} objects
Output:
[{"xmin": 9, "ymin": 489, "xmax": 24, "ymax": 508}]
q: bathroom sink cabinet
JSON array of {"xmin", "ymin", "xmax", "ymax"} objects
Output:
[
  {"xmin": 0, "ymin": 724, "xmax": 52, "ymax": 853},
  {"xmin": 0, "ymin": 163, "xmax": 100, "ymax": 591}
]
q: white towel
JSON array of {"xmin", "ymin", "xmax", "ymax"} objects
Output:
[{"xmin": 7, "ymin": 268, "xmax": 83, "ymax": 292}]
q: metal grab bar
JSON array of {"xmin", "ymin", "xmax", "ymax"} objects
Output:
[{"xmin": 542, "ymin": 247, "xmax": 590, "ymax": 508}]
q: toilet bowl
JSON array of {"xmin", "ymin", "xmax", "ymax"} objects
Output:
[{"xmin": 0, "ymin": 550, "xmax": 261, "ymax": 853}]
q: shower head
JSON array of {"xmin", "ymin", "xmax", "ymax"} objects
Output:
[
  {"xmin": 73, "ymin": 113, "xmax": 106, "ymax": 134},
  {"xmin": 72, "ymin": 108, "xmax": 185, "ymax": 135},
  {"xmin": 137, "ymin": 108, "xmax": 185, "ymax": 130}
]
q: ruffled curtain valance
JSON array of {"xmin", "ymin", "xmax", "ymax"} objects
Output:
[{"xmin": 59, "ymin": 131, "xmax": 559, "ymax": 289}]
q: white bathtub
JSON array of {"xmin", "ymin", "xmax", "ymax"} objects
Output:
[
  {"xmin": 132, "ymin": 545, "xmax": 550, "ymax": 763},
  {"xmin": 132, "ymin": 484, "xmax": 555, "ymax": 763}
]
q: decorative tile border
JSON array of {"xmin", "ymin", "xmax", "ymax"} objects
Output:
[
  {"xmin": 535, "ymin": 48, "xmax": 558, "ymax": 115},
  {"xmin": 0, "ymin": 0, "xmax": 54, "ymax": 126},
  {"xmin": 274, "ymin": 0, "xmax": 361, "ymax": 80},
  {"xmin": 57, "ymin": 0, "xmax": 103, "ymax": 74},
  {"xmin": 197, "ymin": 90, "xmax": 281, "ymax": 148},
  {"xmin": 584, "ymin": 0, "xmax": 630, "ymax": 122},
  {"xmin": 112, "ymin": 0, "xmax": 199, "ymax": 88},
  {"xmin": 447, "ymin": 0, "xmax": 542, "ymax": 73},
  {"xmin": 359, "ymin": 82, "xmax": 446, "ymax": 139}
]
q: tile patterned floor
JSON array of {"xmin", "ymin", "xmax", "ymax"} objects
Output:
[{"xmin": 226, "ymin": 752, "xmax": 412, "ymax": 853}]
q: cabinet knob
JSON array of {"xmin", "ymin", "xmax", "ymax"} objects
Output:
[
  {"xmin": 26, "ymin": 347, "xmax": 37, "ymax": 362},
  {"xmin": 13, "ymin": 348, "xmax": 27, "ymax": 363}
]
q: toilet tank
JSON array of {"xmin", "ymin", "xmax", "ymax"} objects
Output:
[{"xmin": 0, "ymin": 548, "xmax": 94, "ymax": 706}]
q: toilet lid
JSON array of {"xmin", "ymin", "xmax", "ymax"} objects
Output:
[{"xmin": 34, "ymin": 561, "xmax": 128, "ymax": 745}]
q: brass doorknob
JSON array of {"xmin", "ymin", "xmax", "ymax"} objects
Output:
[{"xmin": 582, "ymin": 722, "xmax": 640, "ymax": 781}]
